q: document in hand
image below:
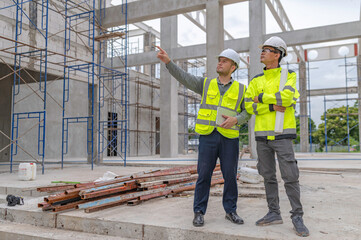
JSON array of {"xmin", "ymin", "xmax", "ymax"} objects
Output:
[{"xmin": 216, "ymin": 106, "xmax": 236, "ymax": 126}]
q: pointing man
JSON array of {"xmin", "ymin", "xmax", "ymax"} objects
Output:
[{"xmin": 157, "ymin": 46, "xmax": 250, "ymax": 227}]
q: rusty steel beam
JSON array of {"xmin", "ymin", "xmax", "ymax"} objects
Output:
[
  {"xmin": 52, "ymin": 200, "xmax": 87, "ymax": 212},
  {"xmin": 81, "ymin": 181, "xmax": 138, "ymax": 199},
  {"xmin": 65, "ymin": 176, "xmax": 133, "ymax": 195},
  {"xmin": 136, "ymin": 173, "xmax": 191, "ymax": 184},
  {"xmin": 143, "ymin": 184, "xmax": 167, "ymax": 191},
  {"xmin": 44, "ymin": 192, "xmax": 79, "ymax": 204},
  {"xmin": 163, "ymin": 175, "xmax": 199, "ymax": 185},
  {"xmin": 80, "ymin": 180, "xmax": 137, "ymax": 195},
  {"xmin": 37, "ymin": 184, "xmax": 76, "ymax": 192}
]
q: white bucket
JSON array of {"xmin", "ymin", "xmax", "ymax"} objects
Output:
[{"xmin": 18, "ymin": 163, "xmax": 37, "ymax": 181}]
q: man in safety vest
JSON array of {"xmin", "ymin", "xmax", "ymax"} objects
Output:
[
  {"xmin": 245, "ymin": 36, "xmax": 309, "ymax": 237},
  {"xmin": 157, "ymin": 46, "xmax": 250, "ymax": 227}
]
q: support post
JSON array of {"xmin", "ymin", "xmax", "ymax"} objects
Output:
[
  {"xmin": 160, "ymin": 16, "xmax": 178, "ymax": 157},
  {"xmin": 206, "ymin": 0, "xmax": 224, "ymax": 79},
  {"xmin": 299, "ymin": 61, "xmax": 309, "ymax": 152},
  {"xmin": 248, "ymin": 0, "xmax": 265, "ymax": 159}
]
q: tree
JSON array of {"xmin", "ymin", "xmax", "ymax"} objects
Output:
[
  {"xmin": 239, "ymin": 124, "xmax": 249, "ymax": 148},
  {"xmin": 294, "ymin": 116, "xmax": 317, "ymax": 144},
  {"xmin": 313, "ymin": 105, "xmax": 359, "ymax": 149}
]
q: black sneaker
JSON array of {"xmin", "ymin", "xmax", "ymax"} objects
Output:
[
  {"xmin": 292, "ymin": 215, "xmax": 309, "ymax": 237},
  {"xmin": 256, "ymin": 211, "xmax": 283, "ymax": 226},
  {"xmin": 193, "ymin": 211, "xmax": 204, "ymax": 227}
]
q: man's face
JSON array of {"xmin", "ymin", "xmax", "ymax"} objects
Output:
[
  {"xmin": 217, "ymin": 57, "xmax": 236, "ymax": 75},
  {"xmin": 260, "ymin": 47, "xmax": 280, "ymax": 65}
]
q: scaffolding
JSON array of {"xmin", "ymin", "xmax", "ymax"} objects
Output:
[
  {"xmin": 0, "ymin": 0, "xmax": 51, "ymax": 173},
  {"xmin": 322, "ymin": 57, "xmax": 359, "ymax": 152},
  {"xmin": 0, "ymin": 0, "xmax": 128, "ymax": 172},
  {"xmin": 61, "ymin": 0, "xmax": 129, "ymax": 168}
]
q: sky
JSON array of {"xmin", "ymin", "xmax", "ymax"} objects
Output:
[{"xmin": 112, "ymin": 0, "xmax": 361, "ymax": 127}]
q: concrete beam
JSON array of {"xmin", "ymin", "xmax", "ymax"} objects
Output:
[
  {"xmin": 106, "ymin": 21, "xmax": 361, "ymax": 68},
  {"xmin": 103, "ymin": 0, "xmax": 246, "ymax": 27},
  {"xmin": 308, "ymin": 87, "xmax": 358, "ymax": 97}
]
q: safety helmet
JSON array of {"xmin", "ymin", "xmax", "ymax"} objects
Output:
[
  {"xmin": 260, "ymin": 36, "xmax": 287, "ymax": 57},
  {"xmin": 218, "ymin": 48, "xmax": 240, "ymax": 69}
]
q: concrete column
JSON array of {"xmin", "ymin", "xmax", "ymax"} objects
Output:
[
  {"xmin": 248, "ymin": 0, "xmax": 265, "ymax": 159},
  {"xmin": 160, "ymin": 16, "xmax": 178, "ymax": 158},
  {"xmin": 206, "ymin": 0, "xmax": 224, "ymax": 79},
  {"xmin": 357, "ymin": 54, "xmax": 361, "ymax": 152},
  {"xmin": 299, "ymin": 61, "xmax": 309, "ymax": 152},
  {"xmin": 143, "ymin": 32, "xmax": 156, "ymax": 77}
]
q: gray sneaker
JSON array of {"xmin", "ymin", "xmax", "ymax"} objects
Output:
[
  {"xmin": 256, "ymin": 211, "xmax": 283, "ymax": 226},
  {"xmin": 292, "ymin": 215, "xmax": 309, "ymax": 237}
]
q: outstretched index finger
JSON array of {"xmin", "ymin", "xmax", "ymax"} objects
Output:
[{"xmin": 155, "ymin": 46, "xmax": 165, "ymax": 53}]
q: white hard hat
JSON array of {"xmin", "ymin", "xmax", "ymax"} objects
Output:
[
  {"xmin": 260, "ymin": 36, "xmax": 287, "ymax": 57},
  {"xmin": 218, "ymin": 48, "xmax": 240, "ymax": 69}
]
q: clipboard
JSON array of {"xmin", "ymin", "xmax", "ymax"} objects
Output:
[{"xmin": 216, "ymin": 106, "xmax": 236, "ymax": 126}]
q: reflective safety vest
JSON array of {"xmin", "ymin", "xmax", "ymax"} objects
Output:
[{"xmin": 195, "ymin": 78, "xmax": 246, "ymax": 139}]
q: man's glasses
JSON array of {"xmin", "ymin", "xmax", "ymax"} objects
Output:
[{"xmin": 262, "ymin": 48, "xmax": 280, "ymax": 54}]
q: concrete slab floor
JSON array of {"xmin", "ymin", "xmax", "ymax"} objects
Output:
[{"xmin": 0, "ymin": 159, "xmax": 360, "ymax": 239}]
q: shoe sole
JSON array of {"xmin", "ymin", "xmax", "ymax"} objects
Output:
[
  {"xmin": 193, "ymin": 222, "xmax": 204, "ymax": 227},
  {"xmin": 225, "ymin": 216, "xmax": 244, "ymax": 225},
  {"xmin": 256, "ymin": 220, "xmax": 283, "ymax": 226},
  {"xmin": 293, "ymin": 227, "xmax": 310, "ymax": 237}
]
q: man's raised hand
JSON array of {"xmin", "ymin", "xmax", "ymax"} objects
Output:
[{"xmin": 156, "ymin": 46, "xmax": 171, "ymax": 64}]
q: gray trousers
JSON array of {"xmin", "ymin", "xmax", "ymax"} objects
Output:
[{"xmin": 256, "ymin": 139, "xmax": 303, "ymax": 217}]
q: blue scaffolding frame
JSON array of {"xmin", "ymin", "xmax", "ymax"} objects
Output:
[
  {"xmin": 62, "ymin": 0, "xmax": 96, "ymax": 169},
  {"xmin": 5, "ymin": 0, "xmax": 50, "ymax": 174},
  {"xmin": 97, "ymin": 0, "xmax": 128, "ymax": 166},
  {"xmin": 62, "ymin": 0, "xmax": 128, "ymax": 168}
]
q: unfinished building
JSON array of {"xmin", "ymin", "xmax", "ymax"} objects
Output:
[{"xmin": 0, "ymin": 0, "xmax": 361, "ymax": 173}]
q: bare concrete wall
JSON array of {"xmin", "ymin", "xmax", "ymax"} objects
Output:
[
  {"xmin": 11, "ymin": 79, "xmax": 90, "ymax": 162},
  {"xmin": 0, "ymin": 63, "xmax": 12, "ymax": 162}
]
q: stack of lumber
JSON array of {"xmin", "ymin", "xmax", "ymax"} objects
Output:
[{"xmin": 38, "ymin": 164, "xmax": 223, "ymax": 213}]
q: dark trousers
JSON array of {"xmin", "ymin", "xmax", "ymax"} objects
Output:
[
  {"xmin": 193, "ymin": 130, "xmax": 239, "ymax": 214},
  {"xmin": 256, "ymin": 139, "xmax": 303, "ymax": 217}
]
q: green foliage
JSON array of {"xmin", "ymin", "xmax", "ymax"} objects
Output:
[
  {"xmin": 294, "ymin": 116, "xmax": 317, "ymax": 144},
  {"xmin": 188, "ymin": 127, "xmax": 195, "ymax": 140},
  {"xmin": 313, "ymin": 105, "xmax": 359, "ymax": 148},
  {"xmin": 239, "ymin": 124, "xmax": 249, "ymax": 147}
]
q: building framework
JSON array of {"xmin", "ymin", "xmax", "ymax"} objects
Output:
[{"xmin": 1, "ymin": 0, "xmax": 361, "ymax": 170}]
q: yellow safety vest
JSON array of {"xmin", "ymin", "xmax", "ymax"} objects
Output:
[{"xmin": 195, "ymin": 78, "xmax": 246, "ymax": 139}]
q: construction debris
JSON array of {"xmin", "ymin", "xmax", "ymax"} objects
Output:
[
  {"xmin": 238, "ymin": 165, "xmax": 263, "ymax": 184},
  {"xmin": 38, "ymin": 165, "xmax": 223, "ymax": 213}
]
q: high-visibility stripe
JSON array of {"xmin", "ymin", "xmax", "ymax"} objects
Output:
[
  {"xmin": 196, "ymin": 119, "xmax": 216, "ymax": 126},
  {"xmin": 200, "ymin": 78, "xmax": 212, "ymax": 109},
  {"xmin": 252, "ymin": 103, "xmax": 258, "ymax": 115},
  {"xmin": 196, "ymin": 119, "xmax": 240, "ymax": 131},
  {"xmin": 199, "ymin": 105, "xmax": 218, "ymax": 110},
  {"xmin": 275, "ymin": 92, "xmax": 282, "ymax": 106},
  {"xmin": 293, "ymin": 97, "xmax": 297, "ymax": 102},
  {"xmin": 284, "ymin": 86, "xmax": 295, "ymax": 92},
  {"xmin": 234, "ymin": 85, "xmax": 244, "ymax": 111},
  {"xmin": 255, "ymin": 128, "xmax": 296, "ymax": 136}
]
